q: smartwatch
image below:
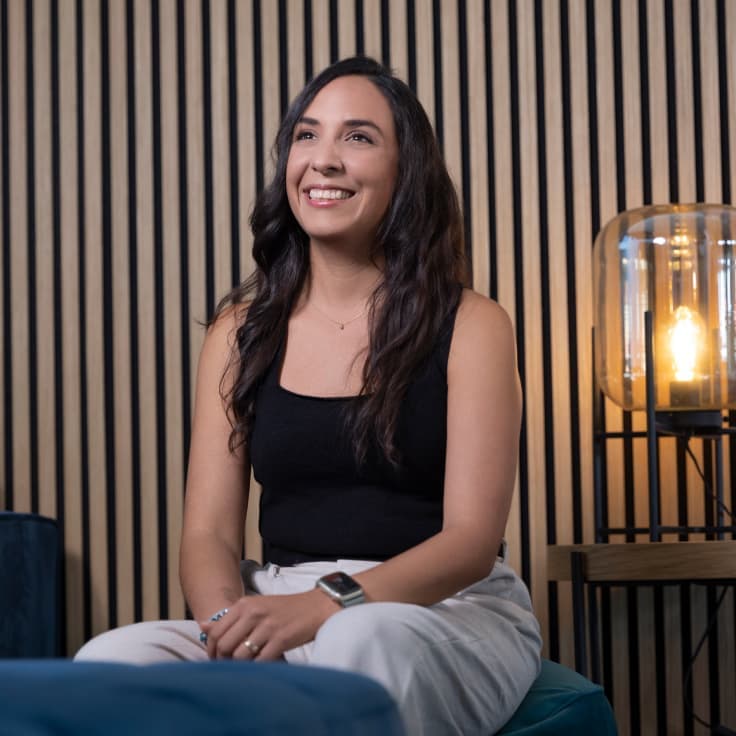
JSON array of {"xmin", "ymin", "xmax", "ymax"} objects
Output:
[{"xmin": 316, "ymin": 571, "xmax": 366, "ymax": 607}]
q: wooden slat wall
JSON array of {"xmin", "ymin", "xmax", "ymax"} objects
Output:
[{"xmin": 1, "ymin": 1, "xmax": 734, "ymax": 733}]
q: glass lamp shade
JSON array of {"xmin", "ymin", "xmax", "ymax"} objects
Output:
[{"xmin": 593, "ymin": 203, "xmax": 736, "ymax": 411}]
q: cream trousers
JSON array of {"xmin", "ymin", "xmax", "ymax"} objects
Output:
[{"xmin": 75, "ymin": 557, "xmax": 541, "ymax": 736}]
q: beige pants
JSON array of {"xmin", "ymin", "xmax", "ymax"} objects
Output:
[{"xmin": 75, "ymin": 557, "xmax": 541, "ymax": 736}]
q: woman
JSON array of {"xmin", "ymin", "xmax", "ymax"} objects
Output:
[{"xmin": 76, "ymin": 56, "xmax": 541, "ymax": 735}]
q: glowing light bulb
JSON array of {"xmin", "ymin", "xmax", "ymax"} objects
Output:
[{"xmin": 669, "ymin": 306, "xmax": 701, "ymax": 381}]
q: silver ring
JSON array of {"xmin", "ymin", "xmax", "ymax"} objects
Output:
[{"xmin": 243, "ymin": 639, "xmax": 261, "ymax": 655}]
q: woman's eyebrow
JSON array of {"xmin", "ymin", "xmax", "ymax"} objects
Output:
[
  {"xmin": 296, "ymin": 116, "xmax": 384, "ymax": 136},
  {"xmin": 343, "ymin": 118, "xmax": 382, "ymax": 134}
]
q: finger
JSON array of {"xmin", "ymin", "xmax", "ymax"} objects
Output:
[
  {"xmin": 199, "ymin": 607, "xmax": 233, "ymax": 654},
  {"xmin": 197, "ymin": 618, "xmax": 217, "ymax": 644},
  {"xmin": 214, "ymin": 616, "xmax": 258, "ymax": 659},
  {"xmin": 208, "ymin": 621, "xmax": 235, "ymax": 659},
  {"xmin": 233, "ymin": 636, "xmax": 264, "ymax": 660},
  {"xmin": 248, "ymin": 625, "xmax": 290, "ymax": 662},
  {"xmin": 207, "ymin": 616, "xmax": 242, "ymax": 659},
  {"xmin": 252, "ymin": 637, "xmax": 286, "ymax": 662}
]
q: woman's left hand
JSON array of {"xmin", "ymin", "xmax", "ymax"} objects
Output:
[{"xmin": 198, "ymin": 589, "xmax": 339, "ymax": 661}]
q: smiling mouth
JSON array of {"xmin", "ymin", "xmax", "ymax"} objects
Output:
[{"xmin": 307, "ymin": 188, "xmax": 355, "ymax": 200}]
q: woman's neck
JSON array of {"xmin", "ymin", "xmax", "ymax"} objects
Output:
[{"xmin": 303, "ymin": 245, "xmax": 384, "ymax": 312}]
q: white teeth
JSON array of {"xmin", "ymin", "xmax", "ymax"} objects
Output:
[{"xmin": 309, "ymin": 188, "xmax": 352, "ymax": 200}]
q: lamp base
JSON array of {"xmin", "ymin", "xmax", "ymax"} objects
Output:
[{"xmin": 655, "ymin": 409, "xmax": 723, "ymax": 435}]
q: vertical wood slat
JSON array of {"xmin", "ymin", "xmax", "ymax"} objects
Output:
[
  {"xmin": 259, "ymin": 0, "xmax": 280, "ymax": 189},
  {"xmin": 57, "ymin": 0, "xmax": 84, "ymax": 656},
  {"xmin": 729, "ymin": 2, "xmax": 736, "ymax": 198},
  {"xmin": 160, "ymin": 0, "xmax": 186, "ymax": 620},
  {"xmin": 466, "ymin": 0, "xmax": 488, "ymax": 297},
  {"xmin": 0, "ymin": 0, "xmax": 5, "ymax": 513},
  {"xmin": 595, "ymin": 0, "xmax": 625, "ymax": 544},
  {"xmin": 387, "ymin": 0, "xmax": 407, "ymax": 81},
  {"xmin": 310, "ymin": 0, "xmax": 330, "ymax": 76},
  {"xmin": 107, "ymin": 0, "xmax": 133, "ymax": 629},
  {"xmin": 2, "ymin": 3, "xmax": 735, "ymax": 733},
  {"xmin": 439, "ymin": 0, "xmax": 461, "ymax": 198},
  {"xmin": 184, "ymin": 0, "xmax": 206, "ymax": 376},
  {"xmin": 673, "ymin": 0, "xmax": 696, "ymax": 203},
  {"xmin": 619, "ymin": 6, "xmax": 657, "ymax": 733},
  {"xmin": 567, "ymin": 0, "xmax": 594, "ymax": 549},
  {"xmin": 208, "ymin": 0, "xmax": 232, "ymax": 304},
  {"xmin": 8, "ymin": 0, "xmax": 31, "ymax": 516},
  {"xmin": 337, "ymin": 0, "xmax": 355, "ymax": 58},
  {"xmin": 362, "ymin": 0, "xmax": 383, "ymax": 65},
  {"xmin": 81, "ymin": 0, "xmax": 111, "ymax": 636},
  {"xmin": 33, "ymin": 0, "xmax": 56, "ymax": 524},
  {"xmin": 488, "ymin": 0, "xmax": 520, "ymax": 572},
  {"xmin": 132, "ymin": 0, "xmax": 160, "ymax": 624},
  {"xmin": 285, "ymin": 0, "xmax": 303, "ymax": 103},
  {"xmin": 413, "ymin": 0, "xmax": 435, "ymax": 125},
  {"xmin": 542, "ymin": 0, "xmax": 573, "ymax": 558},
  {"xmin": 515, "ymin": 0, "xmax": 546, "ymax": 622},
  {"xmin": 698, "ymin": 0, "xmax": 721, "ymax": 201},
  {"xmin": 236, "ymin": 0, "xmax": 262, "ymax": 565}
]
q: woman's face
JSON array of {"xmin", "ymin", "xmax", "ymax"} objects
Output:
[{"xmin": 286, "ymin": 75, "xmax": 399, "ymax": 253}]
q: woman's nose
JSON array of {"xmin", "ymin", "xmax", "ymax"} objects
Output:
[{"xmin": 310, "ymin": 141, "xmax": 344, "ymax": 174}]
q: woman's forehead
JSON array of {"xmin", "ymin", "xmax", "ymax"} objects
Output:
[{"xmin": 302, "ymin": 76, "xmax": 393, "ymax": 126}]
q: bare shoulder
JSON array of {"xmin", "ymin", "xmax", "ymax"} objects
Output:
[
  {"xmin": 450, "ymin": 289, "xmax": 516, "ymax": 363},
  {"xmin": 203, "ymin": 303, "xmax": 249, "ymax": 356},
  {"xmin": 196, "ymin": 303, "xmax": 250, "ymax": 395},
  {"xmin": 447, "ymin": 290, "xmax": 522, "ymax": 432}
]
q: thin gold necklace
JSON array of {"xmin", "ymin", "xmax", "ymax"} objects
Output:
[{"xmin": 309, "ymin": 300, "xmax": 369, "ymax": 330}]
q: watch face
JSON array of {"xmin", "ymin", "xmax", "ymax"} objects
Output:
[{"xmin": 321, "ymin": 571, "xmax": 361, "ymax": 595}]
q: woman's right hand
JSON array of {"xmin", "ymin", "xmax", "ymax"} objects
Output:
[{"xmin": 199, "ymin": 589, "xmax": 340, "ymax": 661}]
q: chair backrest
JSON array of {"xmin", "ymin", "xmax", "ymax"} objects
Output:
[{"xmin": 0, "ymin": 512, "xmax": 61, "ymax": 658}]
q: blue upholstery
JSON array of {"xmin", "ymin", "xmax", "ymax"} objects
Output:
[
  {"xmin": 498, "ymin": 659, "xmax": 617, "ymax": 735},
  {"xmin": 0, "ymin": 512, "xmax": 60, "ymax": 658},
  {"xmin": 0, "ymin": 658, "xmax": 615, "ymax": 735},
  {"xmin": 0, "ymin": 660, "xmax": 405, "ymax": 735}
]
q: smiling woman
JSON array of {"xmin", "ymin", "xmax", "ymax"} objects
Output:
[
  {"xmin": 74, "ymin": 57, "xmax": 541, "ymax": 736},
  {"xmin": 285, "ymin": 76, "xmax": 399, "ymax": 255}
]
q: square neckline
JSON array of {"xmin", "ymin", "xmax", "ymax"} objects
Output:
[{"xmin": 274, "ymin": 332, "xmax": 364, "ymax": 402}]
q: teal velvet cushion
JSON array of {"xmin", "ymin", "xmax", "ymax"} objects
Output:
[
  {"xmin": 0, "ymin": 660, "xmax": 405, "ymax": 736},
  {"xmin": 0, "ymin": 512, "xmax": 60, "ymax": 658},
  {"xmin": 497, "ymin": 659, "xmax": 617, "ymax": 735}
]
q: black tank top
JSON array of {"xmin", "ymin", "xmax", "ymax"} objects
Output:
[{"xmin": 250, "ymin": 307, "xmax": 458, "ymax": 566}]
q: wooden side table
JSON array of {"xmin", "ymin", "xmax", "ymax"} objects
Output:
[{"xmin": 547, "ymin": 540, "xmax": 736, "ymax": 679}]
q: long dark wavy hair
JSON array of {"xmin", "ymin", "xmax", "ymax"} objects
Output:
[{"xmin": 214, "ymin": 56, "xmax": 467, "ymax": 465}]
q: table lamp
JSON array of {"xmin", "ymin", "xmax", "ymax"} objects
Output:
[
  {"xmin": 594, "ymin": 203, "xmax": 736, "ymax": 432},
  {"xmin": 593, "ymin": 203, "xmax": 736, "ymax": 540}
]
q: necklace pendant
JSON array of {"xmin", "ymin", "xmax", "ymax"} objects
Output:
[{"xmin": 339, "ymin": 323, "xmax": 345, "ymax": 330}]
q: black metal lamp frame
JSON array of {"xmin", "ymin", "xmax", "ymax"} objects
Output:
[{"xmin": 594, "ymin": 310, "xmax": 736, "ymax": 542}]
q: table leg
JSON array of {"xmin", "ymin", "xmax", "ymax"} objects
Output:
[{"xmin": 571, "ymin": 551, "xmax": 588, "ymax": 677}]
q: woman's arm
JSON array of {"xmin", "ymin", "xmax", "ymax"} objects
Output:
[
  {"xmin": 183, "ymin": 306, "xmax": 340, "ymax": 660},
  {"xmin": 351, "ymin": 289, "xmax": 522, "ymax": 604},
  {"xmin": 179, "ymin": 308, "xmax": 251, "ymax": 622}
]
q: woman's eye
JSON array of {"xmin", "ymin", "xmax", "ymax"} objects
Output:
[
  {"xmin": 294, "ymin": 130, "xmax": 315, "ymax": 141},
  {"xmin": 348, "ymin": 132, "xmax": 373, "ymax": 143}
]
